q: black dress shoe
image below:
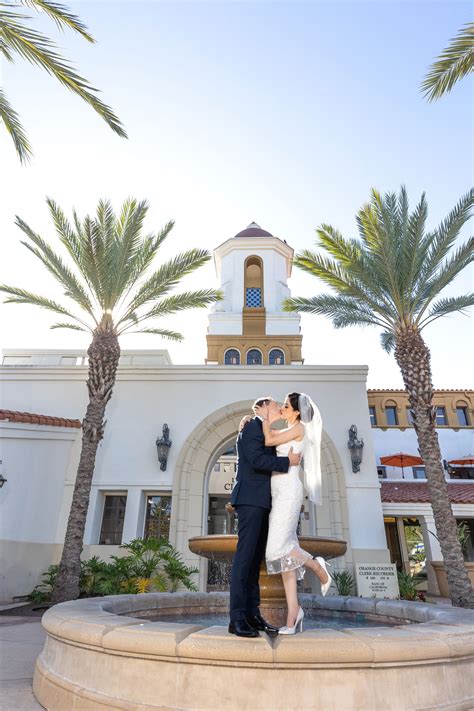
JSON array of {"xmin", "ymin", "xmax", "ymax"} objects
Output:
[
  {"xmin": 228, "ymin": 619, "xmax": 260, "ymax": 638},
  {"xmin": 246, "ymin": 613, "xmax": 279, "ymax": 637}
]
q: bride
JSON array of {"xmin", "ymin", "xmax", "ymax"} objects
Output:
[{"xmin": 261, "ymin": 392, "xmax": 332, "ymax": 634}]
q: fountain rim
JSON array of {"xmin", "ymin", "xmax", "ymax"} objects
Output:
[{"xmin": 40, "ymin": 591, "xmax": 474, "ymax": 666}]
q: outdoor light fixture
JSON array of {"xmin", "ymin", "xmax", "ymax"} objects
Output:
[
  {"xmin": 156, "ymin": 424, "xmax": 172, "ymax": 471},
  {"xmin": 348, "ymin": 425, "xmax": 364, "ymax": 473},
  {"xmin": 0, "ymin": 461, "xmax": 7, "ymax": 488}
]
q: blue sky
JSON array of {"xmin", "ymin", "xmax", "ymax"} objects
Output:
[{"xmin": 0, "ymin": 0, "xmax": 472, "ymax": 387}]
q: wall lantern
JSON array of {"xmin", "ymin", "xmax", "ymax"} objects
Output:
[
  {"xmin": 348, "ymin": 425, "xmax": 364, "ymax": 473},
  {"xmin": 0, "ymin": 460, "xmax": 7, "ymax": 488},
  {"xmin": 156, "ymin": 424, "xmax": 172, "ymax": 471}
]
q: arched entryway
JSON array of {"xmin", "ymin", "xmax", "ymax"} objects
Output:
[{"xmin": 170, "ymin": 400, "xmax": 351, "ymax": 590}]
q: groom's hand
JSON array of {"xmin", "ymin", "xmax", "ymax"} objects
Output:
[{"xmin": 288, "ymin": 447, "xmax": 302, "ymax": 466}]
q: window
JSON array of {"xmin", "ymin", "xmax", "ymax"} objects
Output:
[
  {"xmin": 213, "ymin": 462, "xmax": 220, "ymax": 472},
  {"xmin": 435, "ymin": 406, "xmax": 448, "ymax": 426},
  {"xmin": 449, "ymin": 467, "xmax": 474, "ymax": 480},
  {"xmin": 224, "ymin": 348, "xmax": 240, "ymax": 365},
  {"xmin": 377, "ymin": 466, "xmax": 387, "ymax": 479},
  {"xmin": 269, "ymin": 348, "xmax": 285, "ymax": 365},
  {"xmin": 456, "ymin": 406, "xmax": 469, "ymax": 426},
  {"xmin": 369, "ymin": 406, "xmax": 377, "ymax": 426},
  {"xmin": 144, "ymin": 495, "xmax": 172, "ymax": 540},
  {"xmin": 406, "ymin": 408, "xmax": 414, "ymax": 425},
  {"xmin": 99, "ymin": 494, "xmax": 127, "ymax": 544},
  {"xmin": 412, "ymin": 466, "xmax": 426, "ymax": 479},
  {"xmin": 245, "ymin": 287, "xmax": 262, "ymax": 307},
  {"xmin": 385, "ymin": 406, "xmax": 398, "ymax": 426},
  {"xmin": 247, "ymin": 349, "xmax": 262, "ymax": 365}
]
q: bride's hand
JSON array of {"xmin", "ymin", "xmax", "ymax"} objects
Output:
[
  {"xmin": 239, "ymin": 415, "xmax": 252, "ymax": 432},
  {"xmin": 267, "ymin": 409, "xmax": 281, "ymax": 425}
]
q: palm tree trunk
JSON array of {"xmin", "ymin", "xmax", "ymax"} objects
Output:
[
  {"xmin": 52, "ymin": 328, "xmax": 120, "ymax": 603},
  {"xmin": 395, "ymin": 326, "xmax": 474, "ymax": 608}
]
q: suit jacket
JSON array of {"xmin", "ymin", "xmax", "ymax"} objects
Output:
[{"xmin": 231, "ymin": 418, "xmax": 290, "ymax": 510}]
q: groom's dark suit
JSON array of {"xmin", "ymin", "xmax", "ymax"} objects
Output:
[{"xmin": 229, "ymin": 417, "xmax": 289, "ymax": 623}]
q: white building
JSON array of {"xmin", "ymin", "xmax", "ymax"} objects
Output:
[
  {"xmin": 367, "ymin": 389, "xmax": 474, "ymax": 594},
  {"xmin": 0, "ymin": 224, "xmax": 472, "ymax": 600}
]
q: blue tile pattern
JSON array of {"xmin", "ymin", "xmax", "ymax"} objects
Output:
[{"xmin": 246, "ymin": 287, "xmax": 262, "ymax": 307}]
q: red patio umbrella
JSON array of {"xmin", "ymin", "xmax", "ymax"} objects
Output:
[
  {"xmin": 448, "ymin": 455, "xmax": 474, "ymax": 466},
  {"xmin": 380, "ymin": 452, "xmax": 424, "ymax": 479}
]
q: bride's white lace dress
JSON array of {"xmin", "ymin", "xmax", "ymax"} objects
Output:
[{"xmin": 265, "ymin": 433, "xmax": 312, "ymax": 580}]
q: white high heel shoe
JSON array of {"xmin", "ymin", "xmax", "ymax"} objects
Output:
[
  {"xmin": 315, "ymin": 557, "xmax": 332, "ymax": 596},
  {"xmin": 279, "ymin": 606, "xmax": 304, "ymax": 635}
]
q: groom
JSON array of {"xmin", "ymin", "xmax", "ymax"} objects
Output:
[{"xmin": 228, "ymin": 397, "xmax": 301, "ymax": 638}]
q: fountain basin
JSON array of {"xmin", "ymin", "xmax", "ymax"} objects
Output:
[
  {"xmin": 189, "ymin": 533, "xmax": 347, "ymax": 623},
  {"xmin": 188, "ymin": 534, "xmax": 346, "ymax": 562},
  {"xmin": 34, "ymin": 592, "xmax": 474, "ymax": 710}
]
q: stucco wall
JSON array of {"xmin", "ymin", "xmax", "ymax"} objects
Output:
[{"xmin": 0, "ymin": 358, "xmax": 390, "ymax": 598}]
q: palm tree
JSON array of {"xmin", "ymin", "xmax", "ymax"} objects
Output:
[
  {"xmin": 0, "ymin": 0, "xmax": 126, "ymax": 162},
  {"xmin": 421, "ymin": 22, "xmax": 474, "ymax": 101},
  {"xmin": 284, "ymin": 187, "xmax": 474, "ymax": 608},
  {"xmin": 0, "ymin": 197, "xmax": 220, "ymax": 602}
]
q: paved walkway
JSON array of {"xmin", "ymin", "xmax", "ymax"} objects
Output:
[{"xmin": 0, "ymin": 616, "xmax": 45, "ymax": 710}]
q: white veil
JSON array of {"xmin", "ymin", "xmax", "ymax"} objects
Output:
[{"xmin": 298, "ymin": 393, "xmax": 322, "ymax": 506}]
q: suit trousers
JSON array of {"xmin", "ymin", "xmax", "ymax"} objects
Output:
[{"xmin": 229, "ymin": 504, "xmax": 269, "ymax": 622}]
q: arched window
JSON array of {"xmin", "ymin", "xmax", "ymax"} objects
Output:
[
  {"xmin": 246, "ymin": 349, "xmax": 262, "ymax": 365},
  {"xmin": 224, "ymin": 348, "xmax": 240, "ymax": 366},
  {"xmin": 244, "ymin": 256, "xmax": 263, "ymax": 308},
  {"xmin": 269, "ymin": 348, "xmax": 285, "ymax": 365}
]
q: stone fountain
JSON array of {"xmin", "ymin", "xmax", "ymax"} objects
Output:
[
  {"xmin": 188, "ymin": 533, "xmax": 347, "ymax": 625},
  {"xmin": 32, "ymin": 511, "xmax": 474, "ymax": 710}
]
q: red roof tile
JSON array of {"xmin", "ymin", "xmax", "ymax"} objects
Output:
[
  {"xmin": 0, "ymin": 409, "xmax": 81, "ymax": 429},
  {"xmin": 381, "ymin": 481, "xmax": 474, "ymax": 504}
]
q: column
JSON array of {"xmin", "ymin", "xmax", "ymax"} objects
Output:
[
  {"xmin": 420, "ymin": 514, "xmax": 443, "ymax": 595},
  {"xmin": 396, "ymin": 516, "xmax": 411, "ymax": 573}
]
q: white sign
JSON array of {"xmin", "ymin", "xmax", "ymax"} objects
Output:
[{"xmin": 355, "ymin": 563, "xmax": 399, "ymax": 599}]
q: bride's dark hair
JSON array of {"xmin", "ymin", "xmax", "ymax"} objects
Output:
[{"xmin": 287, "ymin": 392, "xmax": 314, "ymax": 421}]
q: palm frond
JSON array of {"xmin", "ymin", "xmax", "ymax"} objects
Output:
[
  {"xmin": 19, "ymin": 1, "xmax": 94, "ymax": 41},
  {"xmin": 359, "ymin": 192, "xmax": 404, "ymax": 313},
  {"xmin": 15, "ymin": 215, "xmax": 95, "ymax": 317},
  {"xmin": 131, "ymin": 328, "xmax": 184, "ymax": 341},
  {"xmin": 117, "ymin": 221, "xmax": 175, "ymax": 308},
  {"xmin": 109, "ymin": 198, "xmax": 149, "ymax": 303},
  {"xmin": 419, "ymin": 293, "xmax": 474, "ymax": 328},
  {"xmin": 294, "ymin": 250, "xmax": 394, "ymax": 320},
  {"xmin": 415, "ymin": 238, "xmax": 474, "ymax": 323},
  {"xmin": 283, "ymin": 294, "xmax": 392, "ymax": 329},
  {"xmin": 0, "ymin": 7, "xmax": 126, "ymax": 137},
  {"xmin": 50, "ymin": 321, "xmax": 88, "ymax": 331},
  {"xmin": 380, "ymin": 330, "xmax": 397, "ymax": 353},
  {"xmin": 119, "ymin": 289, "xmax": 221, "ymax": 331},
  {"xmin": 122, "ymin": 249, "xmax": 212, "ymax": 319},
  {"xmin": 316, "ymin": 223, "xmax": 397, "ymax": 314},
  {"xmin": 421, "ymin": 22, "xmax": 474, "ymax": 101},
  {"xmin": 402, "ymin": 192, "xmax": 428, "ymax": 307},
  {"xmin": 0, "ymin": 285, "xmax": 90, "ymax": 328},
  {"xmin": 0, "ymin": 86, "xmax": 32, "ymax": 162},
  {"xmin": 419, "ymin": 190, "xmax": 473, "ymax": 285}
]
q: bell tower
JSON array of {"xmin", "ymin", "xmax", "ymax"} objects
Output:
[{"xmin": 206, "ymin": 223, "xmax": 303, "ymax": 365}]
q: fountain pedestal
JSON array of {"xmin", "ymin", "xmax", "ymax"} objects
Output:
[{"xmin": 189, "ymin": 534, "xmax": 347, "ymax": 626}]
